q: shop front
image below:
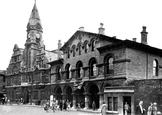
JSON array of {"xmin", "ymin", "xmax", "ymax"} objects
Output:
[{"xmin": 104, "ymin": 86, "xmax": 134, "ymax": 115}]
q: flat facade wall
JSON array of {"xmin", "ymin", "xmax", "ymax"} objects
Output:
[
  {"xmin": 134, "ymin": 79, "xmax": 162, "ymax": 112},
  {"xmin": 126, "ymin": 48, "xmax": 162, "ymax": 80}
]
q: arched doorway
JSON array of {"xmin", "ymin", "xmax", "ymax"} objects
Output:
[
  {"xmin": 23, "ymin": 88, "xmax": 29, "ymax": 104},
  {"xmin": 65, "ymin": 86, "xmax": 73, "ymax": 107},
  {"xmin": 55, "ymin": 87, "xmax": 62, "ymax": 101},
  {"xmin": 89, "ymin": 84, "xmax": 99, "ymax": 109},
  {"xmin": 75, "ymin": 87, "xmax": 85, "ymax": 108}
]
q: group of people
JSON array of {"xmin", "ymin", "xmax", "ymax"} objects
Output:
[
  {"xmin": 44, "ymin": 99, "xmax": 71, "ymax": 112},
  {"xmin": 135, "ymin": 101, "xmax": 160, "ymax": 115}
]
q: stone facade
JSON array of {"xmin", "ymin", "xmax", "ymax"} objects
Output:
[
  {"xmin": 4, "ymin": 2, "xmax": 162, "ymax": 115},
  {"xmin": 5, "ymin": 3, "xmax": 58, "ymax": 104}
]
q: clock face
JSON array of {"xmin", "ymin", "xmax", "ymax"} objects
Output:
[{"xmin": 36, "ymin": 33, "xmax": 40, "ymax": 38}]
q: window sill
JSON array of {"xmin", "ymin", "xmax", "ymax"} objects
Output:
[{"xmin": 107, "ymin": 111, "xmax": 119, "ymax": 114}]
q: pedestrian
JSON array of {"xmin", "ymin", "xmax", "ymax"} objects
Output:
[
  {"xmin": 92, "ymin": 101, "xmax": 96, "ymax": 111},
  {"xmin": 152, "ymin": 102, "xmax": 157, "ymax": 115},
  {"xmin": 147, "ymin": 102, "xmax": 153, "ymax": 115},
  {"xmin": 59, "ymin": 100, "xmax": 63, "ymax": 111},
  {"xmin": 135, "ymin": 101, "xmax": 145, "ymax": 115},
  {"xmin": 66, "ymin": 100, "xmax": 71, "ymax": 110},
  {"xmin": 44, "ymin": 100, "xmax": 50, "ymax": 112},
  {"xmin": 101, "ymin": 102, "xmax": 107, "ymax": 115},
  {"xmin": 52, "ymin": 100, "xmax": 56, "ymax": 112},
  {"xmin": 124, "ymin": 102, "xmax": 129, "ymax": 115},
  {"xmin": 64, "ymin": 100, "xmax": 67, "ymax": 110}
]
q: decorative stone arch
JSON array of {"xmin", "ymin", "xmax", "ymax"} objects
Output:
[
  {"xmin": 89, "ymin": 57, "xmax": 98, "ymax": 77},
  {"xmin": 86, "ymin": 82, "xmax": 100, "ymax": 109},
  {"xmin": 71, "ymin": 45, "xmax": 76, "ymax": 57},
  {"xmin": 65, "ymin": 63, "xmax": 71, "ymax": 79},
  {"xmin": 54, "ymin": 85, "xmax": 62, "ymax": 100},
  {"xmin": 77, "ymin": 42, "xmax": 82, "ymax": 55},
  {"xmin": 76, "ymin": 60, "xmax": 83, "ymax": 78},
  {"xmin": 63, "ymin": 85, "xmax": 73, "ymax": 104},
  {"xmin": 83, "ymin": 40, "xmax": 89, "ymax": 53},
  {"xmin": 103, "ymin": 53, "xmax": 115, "ymax": 75},
  {"xmin": 90, "ymin": 38, "xmax": 96, "ymax": 51}
]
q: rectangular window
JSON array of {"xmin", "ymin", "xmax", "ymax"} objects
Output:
[
  {"xmin": 108, "ymin": 97, "xmax": 112, "ymax": 111},
  {"xmin": 108, "ymin": 96, "xmax": 118, "ymax": 111},
  {"xmin": 113, "ymin": 97, "xmax": 118, "ymax": 111}
]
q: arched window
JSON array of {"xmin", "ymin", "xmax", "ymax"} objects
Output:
[
  {"xmin": 84, "ymin": 41, "xmax": 89, "ymax": 53},
  {"xmin": 76, "ymin": 61, "xmax": 83, "ymax": 78},
  {"xmin": 65, "ymin": 64, "xmax": 71, "ymax": 79},
  {"xmin": 78, "ymin": 44, "xmax": 81, "ymax": 55},
  {"xmin": 105, "ymin": 56, "xmax": 114, "ymax": 74},
  {"xmin": 89, "ymin": 58, "xmax": 97, "ymax": 76},
  {"xmin": 67, "ymin": 48, "xmax": 70, "ymax": 58},
  {"xmin": 56, "ymin": 66, "xmax": 61, "ymax": 80},
  {"xmin": 153, "ymin": 59, "xmax": 158, "ymax": 76},
  {"xmin": 72, "ymin": 45, "xmax": 76, "ymax": 57},
  {"xmin": 91, "ymin": 40, "xmax": 95, "ymax": 51}
]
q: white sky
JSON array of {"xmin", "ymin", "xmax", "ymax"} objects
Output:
[{"xmin": 0, "ymin": 0, "xmax": 162, "ymax": 70}]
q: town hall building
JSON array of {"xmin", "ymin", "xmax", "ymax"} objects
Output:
[{"xmin": 5, "ymin": 2, "xmax": 162, "ymax": 115}]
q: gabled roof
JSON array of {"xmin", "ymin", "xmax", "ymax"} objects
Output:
[
  {"xmin": 97, "ymin": 39, "xmax": 162, "ymax": 56},
  {"xmin": 60, "ymin": 30, "xmax": 122, "ymax": 51}
]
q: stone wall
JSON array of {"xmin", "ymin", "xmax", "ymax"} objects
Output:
[{"xmin": 134, "ymin": 79, "xmax": 162, "ymax": 112}]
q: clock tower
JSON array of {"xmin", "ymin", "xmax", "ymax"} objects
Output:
[{"xmin": 23, "ymin": 2, "xmax": 44, "ymax": 70}]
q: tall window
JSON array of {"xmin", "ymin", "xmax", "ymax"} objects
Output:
[
  {"xmin": 105, "ymin": 56, "xmax": 114, "ymax": 74},
  {"xmin": 72, "ymin": 45, "xmax": 76, "ymax": 57},
  {"xmin": 91, "ymin": 40, "xmax": 95, "ymax": 51},
  {"xmin": 65, "ymin": 64, "xmax": 71, "ymax": 79},
  {"xmin": 89, "ymin": 58, "xmax": 97, "ymax": 76},
  {"xmin": 56, "ymin": 67, "xmax": 61, "ymax": 80},
  {"xmin": 76, "ymin": 61, "xmax": 83, "ymax": 78},
  {"xmin": 67, "ymin": 48, "xmax": 70, "ymax": 58},
  {"xmin": 78, "ymin": 45, "xmax": 81, "ymax": 55},
  {"xmin": 108, "ymin": 97, "xmax": 118, "ymax": 111},
  {"xmin": 153, "ymin": 59, "xmax": 158, "ymax": 76},
  {"xmin": 84, "ymin": 41, "xmax": 88, "ymax": 53}
]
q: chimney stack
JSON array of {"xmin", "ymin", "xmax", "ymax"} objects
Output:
[
  {"xmin": 98, "ymin": 23, "xmax": 105, "ymax": 35},
  {"xmin": 58, "ymin": 40, "xmax": 62, "ymax": 59},
  {"xmin": 141, "ymin": 26, "xmax": 148, "ymax": 45},
  {"xmin": 79, "ymin": 26, "xmax": 84, "ymax": 31},
  {"xmin": 133, "ymin": 38, "xmax": 137, "ymax": 42}
]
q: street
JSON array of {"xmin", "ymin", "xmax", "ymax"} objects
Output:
[{"xmin": 0, "ymin": 105, "xmax": 100, "ymax": 115}]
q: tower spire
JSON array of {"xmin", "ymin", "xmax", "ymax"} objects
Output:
[{"xmin": 27, "ymin": 1, "xmax": 43, "ymax": 32}]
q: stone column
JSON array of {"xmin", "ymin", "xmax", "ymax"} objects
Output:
[
  {"xmin": 71, "ymin": 93, "xmax": 76, "ymax": 109},
  {"xmin": 83, "ymin": 93, "xmax": 90, "ymax": 109},
  {"xmin": 61, "ymin": 93, "xmax": 67, "ymax": 101},
  {"xmin": 98, "ymin": 92, "xmax": 104, "ymax": 109}
]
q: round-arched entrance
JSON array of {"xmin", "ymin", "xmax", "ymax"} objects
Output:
[
  {"xmin": 55, "ymin": 86, "xmax": 62, "ymax": 101},
  {"xmin": 65, "ymin": 86, "xmax": 73, "ymax": 107},
  {"xmin": 75, "ymin": 87, "xmax": 85, "ymax": 108},
  {"xmin": 89, "ymin": 84, "xmax": 99, "ymax": 109}
]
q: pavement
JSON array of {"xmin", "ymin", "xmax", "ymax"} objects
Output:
[{"xmin": 3, "ymin": 103, "xmax": 101, "ymax": 115}]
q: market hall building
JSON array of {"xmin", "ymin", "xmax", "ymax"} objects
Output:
[
  {"xmin": 5, "ymin": 2, "xmax": 162, "ymax": 115},
  {"xmin": 49, "ymin": 24, "xmax": 162, "ymax": 115}
]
